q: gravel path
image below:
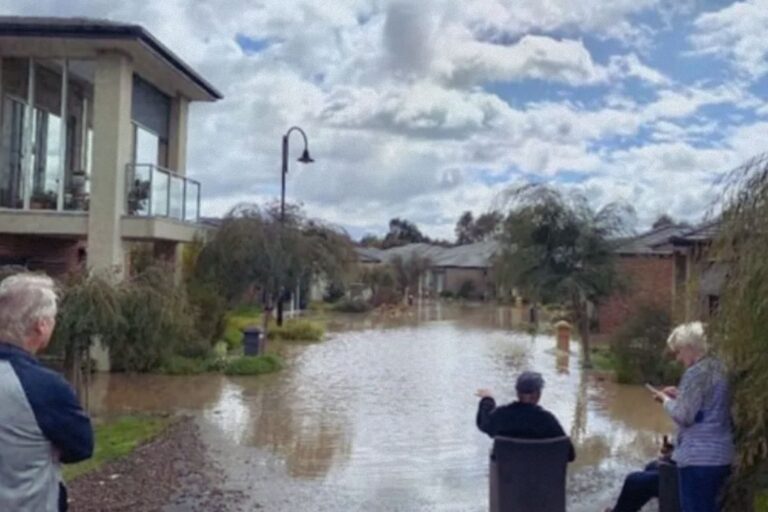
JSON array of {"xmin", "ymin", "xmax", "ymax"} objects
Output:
[{"xmin": 68, "ymin": 416, "xmax": 245, "ymax": 512}]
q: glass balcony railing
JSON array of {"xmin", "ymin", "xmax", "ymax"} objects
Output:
[{"xmin": 126, "ymin": 164, "xmax": 201, "ymax": 223}]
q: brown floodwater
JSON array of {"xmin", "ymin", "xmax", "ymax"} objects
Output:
[{"xmin": 88, "ymin": 303, "xmax": 672, "ymax": 512}]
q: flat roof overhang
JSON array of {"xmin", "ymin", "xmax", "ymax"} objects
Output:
[
  {"xmin": 0, "ymin": 210, "xmax": 211, "ymax": 243},
  {"xmin": 0, "ymin": 17, "xmax": 222, "ymax": 102}
]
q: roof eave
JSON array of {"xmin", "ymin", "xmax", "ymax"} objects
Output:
[{"xmin": 0, "ymin": 19, "xmax": 223, "ymax": 101}]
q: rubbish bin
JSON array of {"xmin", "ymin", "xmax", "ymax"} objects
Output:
[{"xmin": 242, "ymin": 327, "xmax": 262, "ymax": 356}]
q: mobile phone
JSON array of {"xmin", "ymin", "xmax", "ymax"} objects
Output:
[{"xmin": 645, "ymin": 383, "xmax": 660, "ymax": 395}]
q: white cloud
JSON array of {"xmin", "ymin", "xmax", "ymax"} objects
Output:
[
  {"xmin": 0, "ymin": 0, "xmax": 765, "ymax": 240},
  {"xmin": 437, "ymin": 34, "xmax": 608, "ymax": 87},
  {"xmin": 608, "ymin": 54, "xmax": 671, "ymax": 86},
  {"xmin": 690, "ymin": 0, "xmax": 768, "ymax": 79},
  {"xmin": 461, "ymin": 0, "xmax": 660, "ymax": 46}
]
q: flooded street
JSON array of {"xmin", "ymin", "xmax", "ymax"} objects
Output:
[{"xmin": 89, "ymin": 304, "xmax": 672, "ymax": 511}]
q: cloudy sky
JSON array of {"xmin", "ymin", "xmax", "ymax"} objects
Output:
[{"xmin": 3, "ymin": 0, "xmax": 767, "ymax": 239}]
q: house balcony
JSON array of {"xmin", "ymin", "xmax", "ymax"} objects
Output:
[
  {"xmin": 0, "ymin": 164, "xmax": 207, "ymax": 244},
  {"xmin": 122, "ymin": 163, "xmax": 206, "ymax": 242}
]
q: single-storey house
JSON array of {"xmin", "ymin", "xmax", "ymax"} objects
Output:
[{"xmin": 355, "ymin": 240, "xmax": 500, "ymax": 300}]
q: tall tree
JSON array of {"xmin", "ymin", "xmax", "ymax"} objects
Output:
[
  {"xmin": 494, "ymin": 184, "xmax": 631, "ymax": 367},
  {"xmin": 652, "ymin": 214, "xmax": 676, "ymax": 229},
  {"xmin": 382, "ymin": 218, "xmax": 429, "ymax": 248},
  {"xmin": 472, "ymin": 211, "xmax": 503, "ymax": 241},
  {"xmin": 360, "ymin": 234, "xmax": 382, "ymax": 247},
  {"xmin": 455, "ymin": 211, "xmax": 475, "ymax": 245}
]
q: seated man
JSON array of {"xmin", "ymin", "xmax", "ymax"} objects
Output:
[
  {"xmin": 604, "ymin": 438, "xmax": 675, "ymax": 512},
  {"xmin": 476, "ymin": 371, "xmax": 575, "ymax": 462}
]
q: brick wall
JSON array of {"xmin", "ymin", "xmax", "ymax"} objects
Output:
[
  {"xmin": 597, "ymin": 254, "xmax": 675, "ymax": 336},
  {"xmin": 444, "ymin": 267, "xmax": 493, "ymax": 299},
  {"xmin": 0, "ymin": 234, "xmax": 85, "ymax": 276}
]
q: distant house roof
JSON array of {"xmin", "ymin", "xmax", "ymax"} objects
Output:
[
  {"xmin": 198, "ymin": 217, "xmax": 223, "ymax": 228},
  {"xmin": 356, "ymin": 246, "xmax": 385, "ymax": 264},
  {"xmin": 615, "ymin": 224, "xmax": 691, "ymax": 255},
  {"xmin": 667, "ymin": 221, "xmax": 721, "ymax": 246},
  {"xmin": 0, "ymin": 16, "xmax": 222, "ymax": 100},
  {"xmin": 432, "ymin": 240, "xmax": 500, "ymax": 268},
  {"xmin": 354, "ymin": 240, "xmax": 500, "ymax": 269}
]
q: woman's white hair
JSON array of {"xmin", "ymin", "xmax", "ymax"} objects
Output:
[
  {"xmin": 667, "ymin": 321, "xmax": 708, "ymax": 353},
  {"xmin": 0, "ymin": 273, "xmax": 58, "ymax": 346}
]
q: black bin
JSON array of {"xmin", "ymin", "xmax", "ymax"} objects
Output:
[{"xmin": 242, "ymin": 327, "xmax": 262, "ymax": 356}]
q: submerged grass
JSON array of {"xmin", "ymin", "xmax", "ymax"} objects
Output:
[
  {"xmin": 268, "ymin": 319, "xmax": 325, "ymax": 341},
  {"xmin": 63, "ymin": 416, "xmax": 172, "ymax": 481},
  {"xmin": 223, "ymin": 354, "xmax": 283, "ymax": 376},
  {"xmin": 590, "ymin": 346, "xmax": 616, "ymax": 373}
]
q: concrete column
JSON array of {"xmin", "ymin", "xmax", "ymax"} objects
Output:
[
  {"xmin": 168, "ymin": 95, "xmax": 189, "ymax": 175},
  {"xmin": 87, "ymin": 52, "xmax": 133, "ymax": 277}
]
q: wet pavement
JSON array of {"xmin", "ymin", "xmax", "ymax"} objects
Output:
[{"xmin": 88, "ymin": 303, "xmax": 671, "ymax": 511}]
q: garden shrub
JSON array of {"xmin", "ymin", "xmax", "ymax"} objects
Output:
[
  {"xmin": 439, "ymin": 290, "xmax": 455, "ymax": 299},
  {"xmin": 224, "ymin": 354, "xmax": 283, "ymax": 376},
  {"xmin": 159, "ymin": 355, "xmax": 210, "ymax": 375},
  {"xmin": 370, "ymin": 287, "xmax": 401, "ymax": 306},
  {"xmin": 186, "ymin": 279, "xmax": 227, "ymax": 350},
  {"xmin": 457, "ymin": 280, "xmax": 476, "ymax": 299},
  {"xmin": 333, "ymin": 298, "xmax": 372, "ymax": 313},
  {"xmin": 323, "ymin": 282, "xmax": 346, "ymax": 303},
  {"xmin": 221, "ymin": 307, "xmax": 262, "ymax": 350},
  {"xmin": 109, "ymin": 266, "xmax": 197, "ymax": 372},
  {"xmin": 269, "ymin": 319, "xmax": 324, "ymax": 341},
  {"xmin": 610, "ymin": 303, "xmax": 680, "ymax": 385}
]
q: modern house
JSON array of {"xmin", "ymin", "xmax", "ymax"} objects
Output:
[
  {"xmin": 0, "ymin": 17, "xmax": 222, "ymax": 276},
  {"xmin": 355, "ymin": 240, "xmax": 500, "ymax": 299}
]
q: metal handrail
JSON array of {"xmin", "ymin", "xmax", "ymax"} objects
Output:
[{"xmin": 125, "ymin": 163, "xmax": 201, "ymax": 223}]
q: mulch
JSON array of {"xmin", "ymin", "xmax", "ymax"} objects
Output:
[{"xmin": 67, "ymin": 416, "xmax": 245, "ymax": 512}]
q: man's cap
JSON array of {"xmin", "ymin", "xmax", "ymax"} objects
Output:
[{"xmin": 516, "ymin": 371, "xmax": 545, "ymax": 394}]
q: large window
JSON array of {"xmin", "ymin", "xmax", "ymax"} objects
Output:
[
  {"xmin": 0, "ymin": 58, "xmax": 94, "ymax": 211},
  {"xmin": 0, "ymin": 97, "xmax": 25, "ymax": 208},
  {"xmin": 30, "ymin": 109, "xmax": 61, "ymax": 209}
]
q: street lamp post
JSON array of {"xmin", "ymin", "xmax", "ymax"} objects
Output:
[{"xmin": 277, "ymin": 126, "xmax": 314, "ymax": 326}]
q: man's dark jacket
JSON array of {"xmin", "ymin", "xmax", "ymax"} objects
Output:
[
  {"xmin": 476, "ymin": 397, "xmax": 576, "ymax": 462},
  {"xmin": 0, "ymin": 342, "xmax": 94, "ymax": 511}
]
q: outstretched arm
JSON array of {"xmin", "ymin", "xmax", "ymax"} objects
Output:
[{"xmin": 476, "ymin": 396, "xmax": 499, "ymax": 437}]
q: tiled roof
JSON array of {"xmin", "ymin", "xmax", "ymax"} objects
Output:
[
  {"xmin": 355, "ymin": 240, "xmax": 500, "ymax": 269},
  {"xmin": 661, "ymin": 221, "xmax": 721, "ymax": 247},
  {"xmin": 615, "ymin": 225, "xmax": 690, "ymax": 255}
]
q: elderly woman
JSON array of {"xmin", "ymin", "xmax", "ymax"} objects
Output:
[{"xmin": 657, "ymin": 322, "xmax": 734, "ymax": 512}]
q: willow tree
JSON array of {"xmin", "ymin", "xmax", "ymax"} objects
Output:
[
  {"xmin": 196, "ymin": 203, "xmax": 357, "ymax": 333},
  {"xmin": 494, "ymin": 184, "xmax": 631, "ymax": 367},
  {"xmin": 50, "ymin": 272, "xmax": 121, "ymax": 405},
  {"xmin": 709, "ymin": 154, "xmax": 768, "ymax": 511}
]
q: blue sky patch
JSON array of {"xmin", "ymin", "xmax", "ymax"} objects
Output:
[{"xmin": 235, "ymin": 34, "xmax": 275, "ymax": 55}]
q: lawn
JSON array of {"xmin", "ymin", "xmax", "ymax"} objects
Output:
[{"xmin": 63, "ymin": 415, "xmax": 172, "ymax": 481}]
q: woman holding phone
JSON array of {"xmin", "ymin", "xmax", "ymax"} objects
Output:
[{"xmin": 655, "ymin": 322, "xmax": 734, "ymax": 512}]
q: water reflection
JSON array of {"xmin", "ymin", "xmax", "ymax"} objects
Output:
[{"xmin": 88, "ymin": 304, "xmax": 672, "ymax": 511}]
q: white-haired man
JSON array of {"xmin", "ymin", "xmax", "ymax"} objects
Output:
[{"xmin": 0, "ymin": 273, "xmax": 94, "ymax": 512}]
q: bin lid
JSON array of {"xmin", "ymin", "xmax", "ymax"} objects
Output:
[{"xmin": 242, "ymin": 326, "xmax": 262, "ymax": 334}]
